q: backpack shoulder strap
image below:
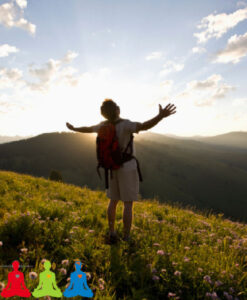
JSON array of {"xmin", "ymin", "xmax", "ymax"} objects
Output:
[{"xmin": 123, "ymin": 133, "xmax": 134, "ymax": 154}]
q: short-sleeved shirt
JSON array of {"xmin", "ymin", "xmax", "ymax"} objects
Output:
[{"xmin": 91, "ymin": 118, "xmax": 141, "ymax": 171}]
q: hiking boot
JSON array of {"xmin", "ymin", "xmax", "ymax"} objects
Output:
[{"xmin": 105, "ymin": 231, "xmax": 119, "ymax": 245}]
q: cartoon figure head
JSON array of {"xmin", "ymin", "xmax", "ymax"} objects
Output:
[
  {"xmin": 44, "ymin": 260, "xmax": 51, "ymax": 270},
  {"xmin": 12, "ymin": 260, "xmax": 20, "ymax": 271},
  {"xmin": 74, "ymin": 261, "xmax": 82, "ymax": 271}
]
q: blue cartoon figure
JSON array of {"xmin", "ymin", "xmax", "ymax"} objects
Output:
[{"xmin": 63, "ymin": 260, "xmax": 93, "ymax": 298}]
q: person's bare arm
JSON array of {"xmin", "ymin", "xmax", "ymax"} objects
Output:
[
  {"xmin": 136, "ymin": 103, "xmax": 176, "ymax": 132},
  {"xmin": 66, "ymin": 122, "xmax": 94, "ymax": 133}
]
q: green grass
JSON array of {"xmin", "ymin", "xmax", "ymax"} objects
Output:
[{"xmin": 0, "ymin": 170, "xmax": 247, "ymax": 299}]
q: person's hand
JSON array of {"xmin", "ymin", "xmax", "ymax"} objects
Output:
[
  {"xmin": 158, "ymin": 103, "xmax": 176, "ymax": 118},
  {"xmin": 66, "ymin": 122, "xmax": 74, "ymax": 130}
]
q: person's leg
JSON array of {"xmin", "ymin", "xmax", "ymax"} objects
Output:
[
  {"xmin": 106, "ymin": 170, "xmax": 120, "ymax": 236},
  {"xmin": 118, "ymin": 166, "xmax": 139, "ymax": 240},
  {"xmin": 123, "ymin": 201, "xmax": 133, "ymax": 239},
  {"xmin": 107, "ymin": 199, "xmax": 119, "ymax": 234}
]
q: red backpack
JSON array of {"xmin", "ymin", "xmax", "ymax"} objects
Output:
[{"xmin": 96, "ymin": 118, "xmax": 142, "ymax": 189}]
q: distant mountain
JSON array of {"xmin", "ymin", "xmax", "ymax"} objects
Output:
[
  {"xmin": 0, "ymin": 135, "xmax": 33, "ymax": 144},
  {"xmin": 0, "ymin": 131, "xmax": 246, "ymax": 222},
  {"xmin": 194, "ymin": 131, "xmax": 247, "ymax": 150}
]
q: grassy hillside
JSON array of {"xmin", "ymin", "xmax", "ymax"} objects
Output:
[
  {"xmin": 0, "ymin": 170, "xmax": 247, "ymax": 299},
  {"xmin": 0, "ymin": 132, "xmax": 247, "ymax": 223}
]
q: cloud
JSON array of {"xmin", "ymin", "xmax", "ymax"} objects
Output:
[
  {"xmin": 187, "ymin": 74, "xmax": 222, "ymax": 90},
  {"xmin": 27, "ymin": 51, "xmax": 80, "ymax": 91},
  {"xmin": 159, "ymin": 60, "xmax": 184, "ymax": 76},
  {"xmin": 28, "ymin": 59, "xmax": 61, "ymax": 88},
  {"xmin": 146, "ymin": 51, "xmax": 163, "ymax": 60},
  {"xmin": 0, "ymin": 1, "xmax": 36, "ymax": 35},
  {"xmin": 161, "ymin": 80, "xmax": 173, "ymax": 87},
  {"xmin": 0, "ymin": 68, "xmax": 24, "ymax": 89},
  {"xmin": 194, "ymin": 7, "xmax": 247, "ymax": 43},
  {"xmin": 0, "ymin": 51, "xmax": 80, "ymax": 92},
  {"xmin": 0, "ymin": 44, "xmax": 19, "ymax": 57},
  {"xmin": 213, "ymin": 31, "xmax": 247, "ymax": 63},
  {"xmin": 192, "ymin": 47, "xmax": 206, "ymax": 54},
  {"xmin": 62, "ymin": 51, "xmax": 79, "ymax": 63},
  {"xmin": 178, "ymin": 74, "xmax": 235, "ymax": 106},
  {"xmin": 16, "ymin": 0, "xmax": 27, "ymax": 9}
]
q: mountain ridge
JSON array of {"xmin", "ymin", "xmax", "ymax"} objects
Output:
[{"xmin": 0, "ymin": 131, "xmax": 246, "ymax": 222}]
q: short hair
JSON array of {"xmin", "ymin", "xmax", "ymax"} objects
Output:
[{"xmin": 100, "ymin": 98, "xmax": 119, "ymax": 121}]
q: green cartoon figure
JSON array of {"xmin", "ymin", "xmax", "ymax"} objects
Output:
[{"xmin": 32, "ymin": 260, "xmax": 62, "ymax": 298}]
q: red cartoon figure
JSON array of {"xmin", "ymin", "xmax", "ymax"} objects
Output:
[{"xmin": 1, "ymin": 260, "xmax": 31, "ymax": 298}]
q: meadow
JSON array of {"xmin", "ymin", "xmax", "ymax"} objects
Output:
[{"xmin": 0, "ymin": 170, "xmax": 246, "ymax": 299}]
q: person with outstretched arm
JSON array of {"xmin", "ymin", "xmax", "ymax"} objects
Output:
[{"xmin": 66, "ymin": 99, "xmax": 176, "ymax": 244}]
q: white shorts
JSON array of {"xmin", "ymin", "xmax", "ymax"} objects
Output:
[{"xmin": 106, "ymin": 166, "xmax": 139, "ymax": 202}]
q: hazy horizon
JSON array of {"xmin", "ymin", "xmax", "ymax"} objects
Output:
[{"xmin": 1, "ymin": 129, "xmax": 247, "ymax": 140}]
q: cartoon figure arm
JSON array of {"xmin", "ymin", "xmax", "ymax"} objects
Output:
[
  {"xmin": 20, "ymin": 273, "xmax": 28, "ymax": 290},
  {"xmin": 66, "ymin": 277, "xmax": 73, "ymax": 290},
  {"xmin": 34, "ymin": 274, "xmax": 43, "ymax": 290},
  {"xmin": 82, "ymin": 275, "xmax": 90, "ymax": 290},
  {"xmin": 5, "ymin": 274, "xmax": 12, "ymax": 290},
  {"xmin": 52, "ymin": 274, "xmax": 60, "ymax": 291}
]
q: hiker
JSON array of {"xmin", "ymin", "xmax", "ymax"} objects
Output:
[{"xmin": 66, "ymin": 99, "xmax": 176, "ymax": 243}]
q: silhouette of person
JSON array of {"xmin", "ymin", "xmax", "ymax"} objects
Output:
[
  {"xmin": 32, "ymin": 260, "xmax": 62, "ymax": 298},
  {"xmin": 1, "ymin": 260, "xmax": 31, "ymax": 298},
  {"xmin": 63, "ymin": 261, "xmax": 93, "ymax": 298},
  {"xmin": 66, "ymin": 99, "xmax": 176, "ymax": 243}
]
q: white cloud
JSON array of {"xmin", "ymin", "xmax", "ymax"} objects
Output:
[
  {"xmin": 146, "ymin": 51, "xmax": 163, "ymax": 60},
  {"xmin": 192, "ymin": 46, "xmax": 206, "ymax": 54},
  {"xmin": 178, "ymin": 74, "xmax": 235, "ymax": 107},
  {"xmin": 194, "ymin": 7, "xmax": 247, "ymax": 43},
  {"xmin": 15, "ymin": 17, "xmax": 35, "ymax": 34},
  {"xmin": 0, "ymin": 1, "xmax": 36, "ymax": 35},
  {"xmin": 0, "ymin": 68, "xmax": 24, "ymax": 89},
  {"xmin": 0, "ymin": 44, "xmax": 19, "ymax": 57},
  {"xmin": 27, "ymin": 51, "xmax": 80, "ymax": 91},
  {"xmin": 0, "ymin": 51, "xmax": 81, "ymax": 92},
  {"xmin": 159, "ymin": 60, "xmax": 184, "ymax": 76},
  {"xmin": 29, "ymin": 59, "xmax": 61, "ymax": 85},
  {"xmin": 161, "ymin": 80, "xmax": 173, "ymax": 87},
  {"xmin": 62, "ymin": 51, "xmax": 78, "ymax": 63},
  {"xmin": 214, "ymin": 32, "xmax": 247, "ymax": 63},
  {"xmin": 187, "ymin": 74, "xmax": 222, "ymax": 90},
  {"xmin": 16, "ymin": 0, "xmax": 27, "ymax": 9}
]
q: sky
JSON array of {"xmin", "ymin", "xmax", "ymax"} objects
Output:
[{"xmin": 0, "ymin": 0, "xmax": 247, "ymax": 137}]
